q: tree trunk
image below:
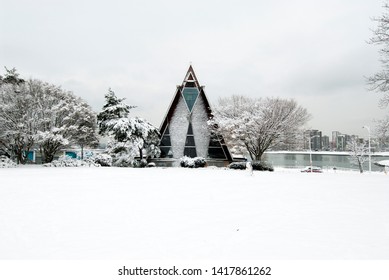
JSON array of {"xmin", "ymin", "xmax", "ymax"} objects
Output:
[
  {"xmin": 253, "ymin": 149, "xmax": 265, "ymax": 161},
  {"xmin": 13, "ymin": 136, "xmax": 34, "ymax": 164},
  {"xmin": 139, "ymin": 148, "xmax": 143, "ymax": 161},
  {"xmin": 42, "ymin": 148, "xmax": 55, "ymax": 163},
  {"xmin": 14, "ymin": 147, "xmax": 27, "ymax": 164},
  {"xmin": 40, "ymin": 143, "xmax": 58, "ymax": 164},
  {"xmin": 358, "ymin": 159, "xmax": 364, "ymax": 173},
  {"xmin": 254, "ymin": 153, "xmax": 263, "ymax": 161}
]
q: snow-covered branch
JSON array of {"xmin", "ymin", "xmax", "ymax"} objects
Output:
[
  {"xmin": 210, "ymin": 95, "xmax": 310, "ymax": 160},
  {"xmin": 97, "ymin": 90, "xmax": 160, "ymax": 166},
  {"xmin": 0, "ymin": 73, "xmax": 98, "ymax": 164},
  {"xmin": 347, "ymin": 137, "xmax": 369, "ymax": 173}
]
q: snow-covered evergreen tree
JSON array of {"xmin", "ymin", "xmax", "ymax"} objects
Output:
[
  {"xmin": 97, "ymin": 89, "xmax": 160, "ymax": 166},
  {"xmin": 129, "ymin": 117, "xmax": 161, "ymax": 161},
  {"xmin": 97, "ymin": 89, "xmax": 134, "ymax": 166},
  {"xmin": 97, "ymin": 88, "xmax": 136, "ymax": 138}
]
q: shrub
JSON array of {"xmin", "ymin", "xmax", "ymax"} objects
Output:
[
  {"xmin": 132, "ymin": 159, "xmax": 148, "ymax": 168},
  {"xmin": 43, "ymin": 156, "xmax": 100, "ymax": 167},
  {"xmin": 94, "ymin": 153, "xmax": 112, "ymax": 167},
  {"xmin": 82, "ymin": 158, "xmax": 100, "ymax": 167},
  {"xmin": 180, "ymin": 156, "xmax": 207, "ymax": 168},
  {"xmin": 0, "ymin": 155, "xmax": 16, "ymax": 168},
  {"xmin": 111, "ymin": 152, "xmax": 134, "ymax": 167},
  {"xmin": 252, "ymin": 161, "xmax": 274, "ymax": 172},
  {"xmin": 228, "ymin": 162, "xmax": 247, "ymax": 170},
  {"xmin": 194, "ymin": 157, "xmax": 207, "ymax": 168}
]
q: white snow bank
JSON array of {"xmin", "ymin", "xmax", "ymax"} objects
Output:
[{"xmin": 0, "ymin": 167, "xmax": 388, "ymax": 260}]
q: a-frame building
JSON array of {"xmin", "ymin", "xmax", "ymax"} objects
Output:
[{"xmin": 156, "ymin": 66, "xmax": 232, "ymax": 167}]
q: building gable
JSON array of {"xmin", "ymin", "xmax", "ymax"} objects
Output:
[{"xmin": 158, "ymin": 66, "xmax": 232, "ymax": 166}]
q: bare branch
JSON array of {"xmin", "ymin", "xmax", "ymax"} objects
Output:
[{"xmin": 210, "ymin": 95, "xmax": 310, "ymax": 160}]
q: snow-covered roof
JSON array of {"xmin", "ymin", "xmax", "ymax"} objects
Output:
[{"xmin": 374, "ymin": 160, "xmax": 389, "ymax": 167}]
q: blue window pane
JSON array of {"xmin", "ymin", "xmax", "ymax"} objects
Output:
[
  {"xmin": 24, "ymin": 151, "xmax": 34, "ymax": 161},
  {"xmin": 65, "ymin": 151, "xmax": 77, "ymax": 159},
  {"xmin": 182, "ymin": 87, "xmax": 199, "ymax": 111}
]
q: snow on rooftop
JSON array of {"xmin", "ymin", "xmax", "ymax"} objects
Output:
[{"xmin": 375, "ymin": 160, "xmax": 389, "ymax": 167}]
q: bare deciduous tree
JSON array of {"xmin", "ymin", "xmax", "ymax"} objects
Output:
[
  {"xmin": 375, "ymin": 116, "xmax": 389, "ymax": 151},
  {"xmin": 347, "ymin": 137, "xmax": 369, "ymax": 173},
  {"xmin": 209, "ymin": 95, "xmax": 311, "ymax": 160},
  {"xmin": 368, "ymin": 2, "xmax": 389, "ymax": 150},
  {"xmin": 0, "ymin": 73, "xmax": 98, "ymax": 164},
  {"xmin": 368, "ymin": 1, "xmax": 389, "ymax": 108},
  {"xmin": 0, "ymin": 82, "xmax": 35, "ymax": 163}
]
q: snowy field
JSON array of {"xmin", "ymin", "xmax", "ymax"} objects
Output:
[{"xmin": 0, "ymin": 166, "xmax": 388, "ymax": 260}]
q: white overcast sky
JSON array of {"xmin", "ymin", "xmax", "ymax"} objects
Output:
[{"xmin": 1, "ymin": 0, "xmax": 387, "ymax": 137}]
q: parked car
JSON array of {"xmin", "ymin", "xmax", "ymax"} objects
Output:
[{"xmin": 301, "ymin": 166, "xmax": 323, "ymax": 173}]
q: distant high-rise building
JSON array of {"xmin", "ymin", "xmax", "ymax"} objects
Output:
[
  {"xmin": 311, "ymin": 130, "xmax": 322, "ymax": 151},
  {"xmin": 336, "ymin": 135, "xmax": 346, "ymax": 151},
  {"xmin": 332, "ymin": 131, "xmax": 341, "ymax": 150},
  {"xmin": 322, "ymin": 135, "xmax": 330, "ymax": 151},
  {"xmin": 304, "ymin": 129, "xmax": 322, "ymax": 151}
]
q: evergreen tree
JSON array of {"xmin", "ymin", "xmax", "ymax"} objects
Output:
[
  {"xmin": 97, "ymin": 88, "xmax": 136, "ymax": 138},
  {"xmin": 97, "ymin": 89, "xmax": 160, "ymax": 166},
  {"xmin": 130, "ymin": 117, "xmax": 161, "ymax": 161}
]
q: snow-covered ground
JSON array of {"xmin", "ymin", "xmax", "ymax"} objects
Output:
[{"xmin": 0, "ymin": 166, "xmax": 388, "ymax": 260}]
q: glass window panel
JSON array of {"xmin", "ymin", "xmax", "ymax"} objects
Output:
[
  {"xmin": 208, "ymin": 147, "xmax": 226, "ymax": 159},
  {"xmin": 185, "ymin": 136, "xmax": 195, "ymax": 146},
  {"xmin": 185, "ymin": 82, "xmax": 196, "ymax": 87},
  {"xmin": 209, "ymin": 136, "xmax": 222, "ymax": 147},
  {"xmin": 160, "ymin": 135, "xmax": 171, "ymax": 146},
  {"xmin": 160, "ymin": 147, "xmax": 173, "ymax": 158},
  {"xmin": 182, "ymin": 87, "xmax": 199, "ymax": 111},
  {"xmin": 184, "ymin": 147, "xmax": 197, "ymax": 158},
  {"xmin": 187, "ymin": 123, "xmax": 193, "ymax": 135},
  {"xmin": 164, "ymin": 126, "xmax": 170, "ymax": 135}
]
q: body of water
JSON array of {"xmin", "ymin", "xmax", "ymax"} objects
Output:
[{"xmin": 263, "ymin": 152, "xmax": 389, "ymax": 172}]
